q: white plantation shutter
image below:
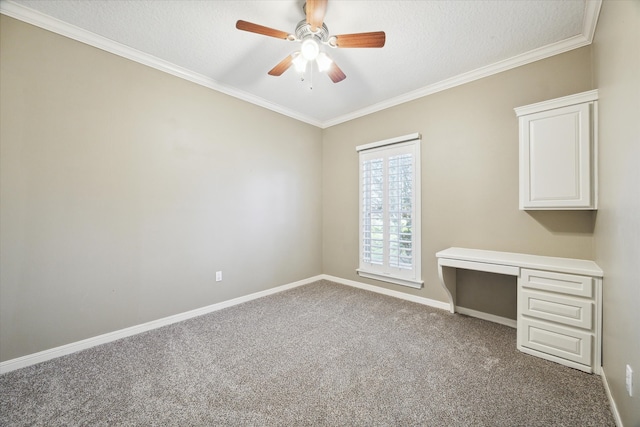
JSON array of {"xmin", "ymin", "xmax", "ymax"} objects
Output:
[
  {"xmin": 357, "ymin": 134, "xmax": 423, "ymax": 289},
  {"xmin": 361, "ymin": 157, "xmax": 385, "ymax": 266}
]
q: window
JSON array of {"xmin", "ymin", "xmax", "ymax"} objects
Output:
[{"xmin": 356, "ymin": 133, "xmax": 422, "ymax": 289}]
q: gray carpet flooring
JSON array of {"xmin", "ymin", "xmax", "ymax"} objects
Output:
[{"xmin": 0, "ymin": 280, "xmax": 615, "ymax": 426}]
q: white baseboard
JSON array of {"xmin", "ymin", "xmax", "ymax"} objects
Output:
[
  {"xmin": 0, "ymin": 275, "xmax": 323, "ymax": 374},
  {"xmin": 456, "ymin": 306, "xmax": 517, "ymax": 328},
  {"xmin": 321, "ymin": 274, "xmax": 451, "ymax": 311},
  {"xmin": 601, "ymin": 368, "xmax": 624, "ymax": 427},
  {"xmin": 321, "ymin": 274, "xmax": 516, "ymax": 328},
  {"xmin": 0, "ymin": 274, "xmax": 519, "ymax": 375}
]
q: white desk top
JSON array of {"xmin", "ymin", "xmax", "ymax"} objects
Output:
[{"xmin": 436, "ymin": 247, "xmax": 603, "ymax": 277}]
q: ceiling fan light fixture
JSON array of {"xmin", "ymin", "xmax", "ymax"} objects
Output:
[
  {"xmin": 300, "ymin": 38, "xmax": 320, "ymax": 61},
  {"xmin": 316, "ymin": 52, "xmax": 333, "ymax": 72}
]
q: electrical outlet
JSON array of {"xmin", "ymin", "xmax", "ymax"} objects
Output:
[
  {"xmin": 215, "ymin": 271, "xmax": 222, "ymax": 282},
  {"xmin": 626, "ymin": 364, "xmax": 633, "ymax": 397}
]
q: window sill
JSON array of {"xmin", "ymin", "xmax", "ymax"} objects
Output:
[{"xmin": 356, "ymin": 269, "xmax": 424, "ymax": 289}]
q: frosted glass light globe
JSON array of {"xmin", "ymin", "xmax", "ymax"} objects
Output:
[
  {"xmin": 292, "ymin": 53, "xmax": 307, "ymax": 73},
  {"xmin": 300, "ymin": 38, "xmax": 320, "ymax": 61},
  {"xmin": 316, "ymin": 52, "xmax": 333, "ymax": 72}
]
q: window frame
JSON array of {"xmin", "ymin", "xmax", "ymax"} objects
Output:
[{"xmin": 356, "ymin": 133, "xmax": 423, "ymax": 289}]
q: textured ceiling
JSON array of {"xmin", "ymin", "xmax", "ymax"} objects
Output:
[{"xmin": 1, "ymin": 0, "xmax": 599, "ymax": 127}]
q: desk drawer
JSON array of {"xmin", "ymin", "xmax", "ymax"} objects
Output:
[
  {"xmin": 520, "ymin": 269, "xmax": 593, "ymax": 298},
  {"xmin": 520, "ymin": 289, "xmax": 593, "ymax": 330},
  {"xmin": 519, "ymin": 318, "xmax": 592, "ymax": 366}
]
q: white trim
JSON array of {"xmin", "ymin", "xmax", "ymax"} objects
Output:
[
  {"xmin": 0, "ymin": 275, "xmax": 322, "ymax": 374},
  {"xmin": 358, "ymin": 139, "xmax": 422, "ymax": 287},
  {"xmin": 355, "ymin": 133, "xmax": 421, "ymax": 152},
  {"xmin": 322, "ymin": 274, "xmax": 450, "ymax": 311},
  {"xmin": 324, "ymin": 0, "xmax": 602, "ymax": 128},
  {"xmin": 0, "ymin": 0, "xmax": 322, "ymax": 128},
  {"xmin": 356, "ymin": 269, "xmax": 424, "ymax": 289},
  {"xmin": 322, "ymin": 34, "xmax": 593, "ymax": 128},
  {"xmin": 601, "ymin": 368, "xmax": 624, "ymax": 427},
  {"xmin": 583, "ymin": 0, "xmax": 603, "ymax": 43},
  {"xmin": 514, "ymin": 89, "xmax": 599, "ymax": 117},
  {"xmin": 0, "ymin": 0, "xmax": 602, "ymax": 130},
  {"xmin": 456, "ymin": 306, "xmax": 517, "ymax": 329},
  {"xmin": 593, "ymin": 100, "xmax": 599, "ymax": 209}
]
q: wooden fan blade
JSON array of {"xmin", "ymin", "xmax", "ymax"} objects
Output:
[
  {"xmin": 268, "ymin": 55, "xmax": 295, "ymax": 76},
  {"xmin": 236, "ymin": 20, "xmax": 291, "ymax": 40},
  {"xmin": 306, "ymin": 0, "xmax": 328, "ymax": 31},
  {"xmin": 327, "ymin": 61, "xmax": 346, "ymax": 83},
  {"xmin": 333, "ymin": 31, "xmax": 386, "ymax": 48}
]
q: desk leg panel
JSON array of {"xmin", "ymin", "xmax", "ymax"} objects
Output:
[{"xmin": 438, "ymin": 263, "xmax": 457, "ymax": 313}]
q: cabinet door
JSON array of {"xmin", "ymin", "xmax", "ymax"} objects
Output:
[{"xmin": 519, "ymin": 103, "xmax": 592, "ymax": 209}]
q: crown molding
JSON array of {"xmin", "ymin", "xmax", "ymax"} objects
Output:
[
  {"xmin": 322, "ymin": 36, "xmax": 588, "ymax": 127},
  {"xmin": 323, "ymin": 0, "xmax": 602, "ymax": 128},
  {"xmin": 582, "ymin": 0, "xmax": 602, "ymax": 43},
  {"xmin": 1, "ymin": 0, "xmax": 601, "ymax": 130},
  {"xmin": 0, "ymin": 0, "xmax": 323, "ymax": 128}
]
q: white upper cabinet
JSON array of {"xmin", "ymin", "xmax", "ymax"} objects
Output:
[{"xmin": 515, "ymin": 90, "xmax": 598, "ymax": 210}]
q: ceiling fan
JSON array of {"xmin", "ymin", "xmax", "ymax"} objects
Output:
[{"xmin": 235, "ymin": 0, "xmax": 386, "ymax": 83}]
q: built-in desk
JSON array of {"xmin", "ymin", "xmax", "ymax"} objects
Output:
[{"xmin": 436, "ymin": 247, "xmax": 603, "ymax": 374}]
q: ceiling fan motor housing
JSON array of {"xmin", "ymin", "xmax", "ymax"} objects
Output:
[{"xmin": 295, "ymin": 20, "xmax": 330, "ymax": 44}]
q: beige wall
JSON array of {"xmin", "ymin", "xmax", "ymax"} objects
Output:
[
  {"xmin": 592, "ymin": 1, "xmax": 640, "ymax": 425},
  {"xmin": 0, "ymin": 17, "xmax": 323, "ymax": 362},
  {"xmin": 323, "ymin": 47, "xmax": 595, "ymax": 315}
]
